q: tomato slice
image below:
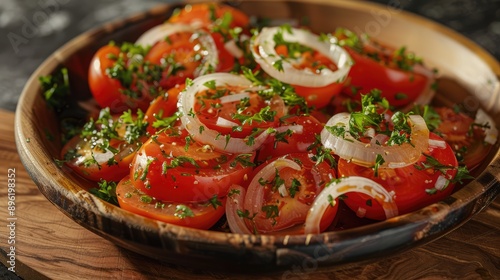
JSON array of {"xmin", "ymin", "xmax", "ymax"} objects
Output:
[
  {"xmin": 193, "ymin": 84, "xmax": 285, "ymax": 139},
  {"xmin": 143, "ymin": 84, "xmax": 184, "ymax": 135},
  {"xmin": 60, "ymin": 110, "xmax": 147, "ymax": 182},
  {"xmin": 210, "ymin": 31, "xmax": 238, "ymax": 73},
  {"xmin": 243, "ymin": 153, "xmax": 337, "ymax": 234},
  {"xmin": 275, "ymin": 45, "xmax": 344, "ymax": 109},
  {"xmin": 341, "ymin": 46, "xmax": 430, "ymax": 108},
  {"xmin": 61, "ymin": 133, "xmax": 142, "ymax": 182},
  {"xmin": 168, "ymin": 3, "xmax": 250, "ymax": 29},
  {"xmin": 116, "ymin": 176, "xmax": 225, "ymax": 230},
  {"xmin": 338, "ymin": 133, "xmax": 458, "ymax": 220},
  {"xmin": 257, "ymin": 115, "xmax": 324, "ymax": 162},
  {"xmin": 88, "ymin": 45, "xmax": 154, "ymax": 112},
  {"xmin": 433, "ymin": 107, "xmax": 493, "ymax": 170},
  {"xmin": 145, "ymin": 30, "xmax": 211, "ymax": 90},
  {"xmin": 129, "ymin": 128, "xmax": 255, "ymax": 202}
]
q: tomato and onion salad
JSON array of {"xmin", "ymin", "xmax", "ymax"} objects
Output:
[{"xmin": 48, "ymin": 3, "xmax": 497, "ymax": 233}]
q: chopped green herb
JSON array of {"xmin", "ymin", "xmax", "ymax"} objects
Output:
[
  {"xmin": 174, "ymin": 204, "xmax": 195, "ymax": 219},
  {"xmin": 89, "ymin": 180, "xmax": 118, "ymax": 206},
  {"xmin": 39, "ymin": 67, "xmax": 70, "ymax": 112},
  {"xmin": 289, "ymin": 178, "xmax": 301, "ymax": 198},
  {"xmin": 372, "ymin": 154, "xmax": 385, "ymax": 177},
  {"xmin": 140, "ymin": 195, "xmax": 153, "ymax": 203},
  {"xmin": 261, "ymin": 204, "xmax": 279, "ymax": 225},
  {"xmin": 208, "ymin": 195, "xmax": 223, "ymax": 209}
]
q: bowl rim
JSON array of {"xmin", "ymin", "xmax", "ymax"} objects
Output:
[{"xmin": 14, "ymin": 0, "xmax": 500, "ymax": 267}]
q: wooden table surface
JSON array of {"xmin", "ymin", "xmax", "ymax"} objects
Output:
[{"xmin": 1, "ymin": 108, "xmax": 499, "ymax": 279}]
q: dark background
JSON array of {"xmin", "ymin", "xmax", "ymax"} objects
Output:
[{"xmin": 1, "ymin": 0, "xmax": 499, "ymax": 279}]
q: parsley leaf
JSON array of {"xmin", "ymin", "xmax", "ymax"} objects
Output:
[
  {"xmin": 89, "ymin": 180, "xmax": 118, "ymax": 206},
  {"xmin": 39, "ymin": 67, "xmax": 70, "ymax": 113}
]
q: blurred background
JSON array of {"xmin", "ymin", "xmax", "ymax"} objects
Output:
[{"xmin": 0, "ymin": 0, "xmax": 499, "ymax": 278}]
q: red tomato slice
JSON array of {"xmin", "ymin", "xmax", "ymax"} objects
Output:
[
  {"xmin": 194, "ymin": 85, "xmax": 285, "ymax": 139},
  {"xmin": 433, "ymin": 107, "xmax": 493, "ymax": 170},
  {"xmin": 145, "ymin": 31, "xmax": 207, "ymax": 90},
  {"xmin": 342, "ymin": 47, "xmax": 430, "ymax": 108},
  {"xmin": 60, "ymin": 110, "xmax": 148, "ymax": 182},
  {"xmin": 338, "ymin": 133, "xmax": 458, "ymax": 220},
  {"xmin": 275, "ymin": 44, "xmax": 344, "ymax": 109},
  {"xmin": 243, "ymin": 153, "xmax": 337, "ymax": 234},
  {"xmin": 61, "ymin": 134, "xmax": 142, "ymax": 182},
  {"xmin": 168, "ymin": 3, "xmax": 250, "ymax": 29},
  {"xmin": 210, "ymin": 31, "xmax": 238, "ymax": 73},
  {"xmin": 129, "ymin": 128, "xmax": 255, "ymax": 202},
  {"xmin": 116, "ymin": 176, "xmax": 225, "ymax": 230},
  {"xmin": 88, "ymin": 45, "xmax": 153, "ymax": 112},
  {"xmin": 143, "ymin": 84, "xmax": 184, "ymax": 135},
  {"xmin": 257, "ymin": 115, "xmax": 324, "ymax": 162},
  {"xmin": 294, "ymin": 83, "xmax": 344, "ymax": 110}
]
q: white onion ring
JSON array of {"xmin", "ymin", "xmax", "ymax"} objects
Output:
[
  {"xmin": 428, "ymin": 139, "xmax": 447, "ymax": 149},
  {"xmin": 224, "ymin": 39, "xmax": 244, "ymax": 59},
  {"xmin": 434, "ymin": 175, "xmax": 448, "ymax": 191},
  {"xmin": 243, "ymin": 158, "xmax": 301, "ymax": 221},
  {"xmin": 304, "ymin": 176, "xmax": 398, "ymax": 234},
  {"xmin": 136, "ymin": 23, "xmax": 195, "ymax": 46},
  {"xmin": 135, "ymin": 23, "xmax": 219, "ymax": 76},
  {"xmin": 251, "ymin": 27, "xmax": 352, "ymax": 87},
  {"xmin": 219, "ymin": 92, "xmax": 250, "ymax": 104},
  {"xmin": 321, "ymin": 113, "xmax": 429, "ymax": 168},
  {"xmin": 475, "ymin": 109, "xmax": 498, "ymax": 145},
  {"xmin": 216, "ymin": 117, "xmax": 239, "ymax": 128},
  {"xmin": 178, "ymin": 73, "xmax": 271, "ymax": 153},
  {"xmin": 274, "ymin": 124, "xmax": 304, "ymax": 134},
  {"xmin": 225, "ymin": 185, "xmax": 253, "ymax": 234}
]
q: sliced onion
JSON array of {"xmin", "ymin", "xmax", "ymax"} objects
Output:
[
  {"xmin": 428, "ymin": 139, "xmax": 447, "ymax": 149},
  {"xmin": 225, "ymin": 185, "xmax": 253, "ymax": 234},
  {"xmin": 219, "ymin": 92, "xmax": 250, "ymax": 104},
  {"xmin": 243, "ymin": 158, "xmax": 301, "ymax": 220},
  {"xmin": 224, "ymin": 39, "xmax": 244, "ymax": 59},
  {"xmin": 321, "ymin": 113, "xmax": 429, "ymax": 167},
  {"xmin": 251, "ymin": 26, "xmax": 352, "ymax": 87},
  {"xmin": 216, "ymin": 117, "xmax": 239, "ymax": 128},
  {"xmin": 304, "ymin": 176, "xmax": 398, "ymax": 234},
  {"xmin": 135, "ymin": 23, "xmax": 219, "ymax": 76},
  {"xmin": 274, "ymin": 124, "xmax": 304, "ymax": 134},
  {"xmin": 475, "ymin": 108, "xmax": 498, "ymax": 145},
  {"xmin": 178, "ymin": 73, "xmax": 271, "ymax": 153},
  {"xmin": 136, "ymin": 23, "xmax": 192, "ymax": 46},
  {"xmin": 434, "ymin": 175, "xmax": 448, "ymax": 191}
]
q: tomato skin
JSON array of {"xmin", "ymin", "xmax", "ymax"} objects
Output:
[
  {"xmin": 88, "ymin": 45, "xmax": 152, "ymax": 113},
  {"xmin": 210, "ymin": 31, "xmax": 237, "ymax": 73},
  {"xmin": 61, "ymin": 134, "xmax": 141, "ymax": 182},
  {"xmin": 143, "ymin": 84, "xmax": 183, "ymax": 135},
  {"xmin": 168, "ymin": 3, "xmax": 250, "ymax": 29},
  {"xmin": 244, "ymin": 153, "xmax": 337, "ymax": 233},
  {"xmin": 274, "ymin": 43, "xmax": 344, "ymax": 109},
  {"xmin": 342, "ymin": 47, "xmax": 429, "ymax": 108},
  {"xmin": 194, "ymin": 88, "xmax": 285, "ymax": 139},
  {"xmin": 294, "ymin": 82, "xmax": 344, "ymax": 109},
  {"xmin": 433, "ymin": 107, "xmax": 492, "ymax": 170},
  {"xmin": 116, "ymin": 176, "xmax": 225, "ymax": 229},
  {"xmin": 167, "ymin": 3, "xmax": 250, "ymax": 74},
  {"xmin": 257, "ymin": 115, "xmax": 323, "ymax": 162},
  {"xmin": 130, "ymin": 129, "xmax": 254, "ymax": 202},
  {"xmin": 338, "ymin": 133, "xmax": 458, "ymax": 220},
  {"xmin": 145, "ymin": 31, "xmax": 204, "ymax": 90}
]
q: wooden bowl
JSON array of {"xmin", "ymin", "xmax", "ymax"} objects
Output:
[{"xmin": 15, "ymin": 0, "xmax": 500, "ymax": 270}]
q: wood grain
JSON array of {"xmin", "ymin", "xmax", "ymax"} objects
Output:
[{"xmin": 0, "ymin": 108, "xmax": 499, "ymax": 279}]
